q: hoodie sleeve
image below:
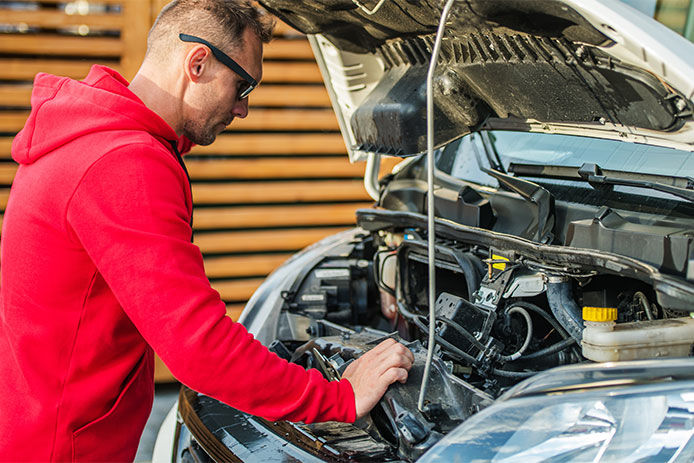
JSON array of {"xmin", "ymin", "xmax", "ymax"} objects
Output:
[{"xmin": 65, "ymin": 143, "xmax": 356, "ymax": 424}]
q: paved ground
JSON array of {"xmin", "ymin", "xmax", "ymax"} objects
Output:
[{"xmin": 135, "ymin": 383, "xmax": 180, "ymax": 463}]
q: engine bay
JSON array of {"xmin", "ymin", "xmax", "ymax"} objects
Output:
[{"xmin": 267, "ymin": 210, "xmax": 694, "ymax": 461}]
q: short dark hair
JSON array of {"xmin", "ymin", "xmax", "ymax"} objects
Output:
[{"xmin": 147, "ymin": 0, "xmax": 274, "ymax": 60}]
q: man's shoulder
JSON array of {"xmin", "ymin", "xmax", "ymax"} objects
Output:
[
  {"xmin": 96, "ymin": 130, "xmax": 171, "ymax": 156},
  {"xmin": 68, "ymin": 129, "xmax": 175, "ymax": 167},
  {"xmin": 25, "ymin": 129, "xmax": 180, "ymax": 189}
]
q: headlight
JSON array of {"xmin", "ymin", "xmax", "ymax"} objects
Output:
[{"xmin": 420, "ymin": 363, "xmax": 694, "ymax": 462}]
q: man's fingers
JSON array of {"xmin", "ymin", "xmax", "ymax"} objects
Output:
[
  {"xmin": 342, "ymin": 339, "xmax": 415, "ymax": 419},
  {"xmin": 386, "ymin": 351, "xmax": 413, "ymax": 371},
  {"xmin": 366, "ymin": 340, "xmax": 414, "ymax": 377},
  {"xmin": 369, "ymin": 339, "xmax": 414, "ymax": 363},
  {"xmin": 383, "ymin": 367, "xmax": 409, "ymax": 385},
  {"xmin": 368, "ymin": 337, "xmax": 397, "ymax": 355},
  {"xmin": 403, "ymin": 345, "xmax": 415, "ymax": 363}
]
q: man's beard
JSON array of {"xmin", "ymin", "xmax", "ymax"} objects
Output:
[{"xmin": 182, "ymin": 119, "xmax": 219, "ymax": 146}]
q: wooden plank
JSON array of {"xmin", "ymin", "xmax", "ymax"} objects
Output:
[
  {"xmin": 192, "ymin": 180, "xmax": 370, "ymax": 204},
  {"xmin": 0, "ymin": 134, "xmax": 348, "ymax": 159},
  {"xmin": 264, "ymin": 39, "xmax": 314, "ymax": 60},
  {"xmin": 196, "ymin": 227, "xmax": 347, "ymax": 253},
  {"xmin": 0, "ymin": 189, "xmax": 10, "ymax": 210},
  {"xmin": 120, "ymin": 0, "xmax": 151, "ymax": 80},
  {"xmin": 0, "ymin": 59, "xmax": 319, "ymax": 84},
  {"xmin": 250, "ymin": 85, "xmax": 330, "ymax": 107},
  {"xmin": 0, "ymin": 9, "xmax": 124, "ymax": 29},
  {"xmin": 154, "ymin": 354, "xmax": 176, "ymax": 383},
  {"xmin": 0, "ymin": 109, "xmax": 339, "ymax": 132},
  {"xmin": 0, "ymin": 157, "xmax": 378, "ymax": 182},
  {"xmin": 0, "ymin": 85, "xmax": 33, "ymax": 107},
  {"xmin": 190, "ymin": 133, "xmax": 346, "ymax": 156},
  {"xmin": 150, "ymin": 0, "xmax": 170, "ymax": 24},
  {"xmin": 0, "ymin": 34, "xmax": 122, "ymax": 57},
  {"xmin": 0, "ymin": 59, "xmax": 114, "ymax": 81},
  {"xmin": 194, "ymin": 202, "xmax": 366, "ymax": 229},
  {"xmin": 186, "ymin": 157, "xmax": 362, "ymax": 180},
  {"xmin": 21, "ymin": 0, "xmax": 124, "ymax": 3},
  {"xmin": 228, "ymin": 108, "xmax": 338, "ymax": 131},
  {"xmin": 211, "ymin": 278, "xmax": 265, "ymax": 301},
  {"xmin": 273, "ymin": 21, "xmax": 303, "ymax": 38},
  {"xmin": 0, "ymin": 84, "xmax": 328, "ymax": 110},
  {"xmin": 0, "ymin": 138, "xmax": 13, "ymax": 159},
  {"xmin": 0, "ymin": 163, "xmax": 17, "ymax": 185},
  {"xmin": 0, "ymin": 183, "xmax": 364, "ymax": 210},
  {"xmin": 203, "ymin": 254, "xmax": 290, "ymax": 278},
  {"xmin": 0, "ymin": 112, "xmax": 28, "ymax": 133},
  {"xmin": 0, "ymin": 109, "xmax": 357, "ymax": 134},
  {"xmin": 226, "ymin": 303, "xmax": 246, "ymax": 320},
  {"xmin": 262, "ymin": 61, "xmax": 322, "ymax": 83}
]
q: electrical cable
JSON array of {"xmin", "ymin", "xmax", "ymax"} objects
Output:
[
  {"xmin": 419, "ymin": 0, "xmax": 457, "ymax": 413},
  {"xmin": 433, "ymin": 332, "xmax": 478, "ymax": 365},
  {"xmin": 397, "ymin": 301, "xmax": 479, "ymax": 365},
  {"xmin": 435, "ymin": 316, "xmax": 486, "ymax": 351},
  {"xmin": 506, "ymin": 301, "xmax": 582, "ymax": 359},
  {"xmin": 499, "ymin": 306, "xmax": 533, "ymax": 361},
  {"xmin": 508, "ymin": 301, "xmax": 571, "ymax": 340}
]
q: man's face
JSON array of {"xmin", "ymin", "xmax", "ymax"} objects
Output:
[{"xmin": 182, "ymin": 28, "xmax": 263, "ymax": 146}]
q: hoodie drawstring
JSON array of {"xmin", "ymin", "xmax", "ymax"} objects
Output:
[{"xmin": 167, "ymin": 140, "xmax": 194, "ymax": 242}]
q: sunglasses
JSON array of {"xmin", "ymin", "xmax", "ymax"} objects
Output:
[{"xmin": 179, "ymin": 33, "xmax": 258, "ymax": 99}]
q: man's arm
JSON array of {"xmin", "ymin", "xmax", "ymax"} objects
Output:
[{"xmin": 66, "ymin": 144, "xmax": 412, "ymax": 423}]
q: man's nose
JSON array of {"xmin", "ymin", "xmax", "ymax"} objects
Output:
[{"xmin": 232, "ymin": 97, "xmax": 249, "ymax": 119}]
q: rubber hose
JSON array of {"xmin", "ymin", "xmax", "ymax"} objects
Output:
[
  {"xmin": 546, "ymin": 279, "xmax": 583, "ymax": 343},
  {"xmin": 515, "ymin": 337, "xmax": 576, "ymax": 361},
  {"xmin": 454, "ymin": 251, "xmax": 481, "ymax": 301},
  {"xmin": 491, "ymin": 368, "xmax": 537, "ymax": 378}
]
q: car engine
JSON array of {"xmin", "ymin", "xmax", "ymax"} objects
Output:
[{"xmin": 267, "ymin": 212, "xmax": 694, "ymax": 462}]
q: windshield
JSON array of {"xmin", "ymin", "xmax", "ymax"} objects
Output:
[{"xmin": 436, "ymin": 131, "xmax": 694, "ymax": 207}]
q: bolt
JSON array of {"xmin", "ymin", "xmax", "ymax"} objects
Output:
[{"xmin": 675, "ymin": 98, "xmax": 687, "ymax": 111}]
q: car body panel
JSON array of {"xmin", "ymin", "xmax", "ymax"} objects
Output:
[{"xmin": 262, "ymin": 0, "xmax": 694, "ymax": 160}]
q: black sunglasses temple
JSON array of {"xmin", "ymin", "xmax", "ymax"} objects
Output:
[{"xmin": 178, "ymin": 33, "xmax": 257, "ymax": 98}]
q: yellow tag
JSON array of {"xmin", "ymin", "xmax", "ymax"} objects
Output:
[{"xmin": 492, "ymin": 254, "xmax": 509, "ymax": 271}]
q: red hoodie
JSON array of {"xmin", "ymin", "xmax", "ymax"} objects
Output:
[{"xmin": 0, "ymin": 65, "xmax": 355, "ymax": 462}]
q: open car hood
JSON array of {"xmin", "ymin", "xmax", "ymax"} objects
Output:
[{"xmin": 260, "ymin": 0, "xmax": 694, "ymax": 161}]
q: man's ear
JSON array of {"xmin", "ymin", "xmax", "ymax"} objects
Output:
[{"xmin": 184, "ymin": 45, "xmax": 212, "ymax": 82}]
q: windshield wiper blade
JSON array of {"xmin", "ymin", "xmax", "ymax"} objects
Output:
[{"xmin": 509, "ymin": 162, "xmax": 694, "ymax": 203}]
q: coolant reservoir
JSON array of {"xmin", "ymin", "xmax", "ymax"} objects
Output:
[{"xmin": 582, "ymin": 307, "xmax": 694, "ymax": 362}]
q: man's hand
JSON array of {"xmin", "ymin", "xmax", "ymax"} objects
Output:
[{"xmin": 341, "ymin": 338, "xmax": 415, "ymax": 420}]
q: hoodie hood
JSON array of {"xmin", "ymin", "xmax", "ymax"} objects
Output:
[{"xmin": 12, "ymin": 65, "xmax": 180, "ymax": 165}]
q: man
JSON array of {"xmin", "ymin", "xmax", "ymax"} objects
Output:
[{"xmin": 0, "ymin": 1, "xmax": 414, "ymax": 461}]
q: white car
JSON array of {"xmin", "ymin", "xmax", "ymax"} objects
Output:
[{"xmin": 155, "ymin": 1, "xmax": 694, "ymax": 461}]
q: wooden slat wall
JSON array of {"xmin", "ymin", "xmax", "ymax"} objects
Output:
[{"xmin": 0, "ymin": 2, "xmax": 398, "ymax": 382}]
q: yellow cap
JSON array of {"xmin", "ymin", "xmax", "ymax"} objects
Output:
[{"xmin": 583, "ymin": 306, "xmax": 617, "ymax": 322}]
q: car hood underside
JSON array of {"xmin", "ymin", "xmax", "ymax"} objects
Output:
[{"xmin": 260, "ymin": 0, "xmax": 694, "ymax": 157}]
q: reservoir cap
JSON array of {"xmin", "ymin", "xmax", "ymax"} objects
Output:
[{"xmin": 583, "ymin": 306, "xmax": 618, "ymax": 322}]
